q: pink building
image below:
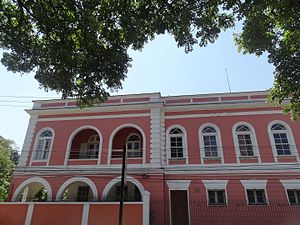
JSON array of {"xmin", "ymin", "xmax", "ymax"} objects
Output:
[{"xmin": 4, "ymin": 91, "xmax": 300, "ymax": 225}]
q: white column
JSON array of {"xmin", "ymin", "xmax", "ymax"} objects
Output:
[
  {"xmin": 18, "ymin": 113, "xmax": 38, "ymax": 167},
  {"xmin": 142, "ymin": 191, "xmax": 150, "ymax": 225},
  {"xmin": 150, "ymin": 108, "xmax": 165, "ymax": 166},
  {"xmin": 81, "ymin": 203, "xmax": 90, "ymax": 225},
  {"xmin": 25, "ymin": 203, "xmax": 34, "ymax": 225}
]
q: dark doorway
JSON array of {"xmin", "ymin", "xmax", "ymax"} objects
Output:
[{"xmin": 170, "ymin": 190, "xmax": 190, "ymax": 225}]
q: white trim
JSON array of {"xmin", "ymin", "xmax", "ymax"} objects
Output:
[
  {"xmin": 38, "ymin": 113, "xmax": 151, "ymax": 122},
  {"xmin": 165, "ymin": 110, "xmax": 282, "ymax": 119},
  {"xmin": 150, "ymin": 108, "xmax": 164, "ymax": 165},
  {"xmin": 202, "ymin": 180, "xmax": 228, "ymax": 189},
  {"xmin": 107, "ymin": 123, "xmax": 146, "ymax": 164},
  {"xmin": 64, "ymin": 126, "xmax": 103, "ymax": 165},
  {"xmin": 281, "ymin": 180, "xmax": 300, "ymax": 205},
  {"xmin": 232, "ymin": 122, "xmax": 261, "ymax": 163},
  {"xmin": 12, "ymin": 177, "xmax": 53, "ymax": 202},
  {"xmin": 101, "ymin": 176, "xmax": 145, "ymax": 201},
  {"xmin": 81, "ymin": 203, "xmax": 89, "ymax": 225},
  {"xmin": 30, "ymin": 127, "xmax": 55, "ymax": 166},
  {"xmin": 166, "ymin": 125, "xmax": 189, "ymax": 164},
  {"xmin": 18, "ymin": 114, "xmax": 38, "ymax": 167},
  {"xmin": 240, "ymin": 180, "xmax": 268, "ymax": 189},
  {"xmin": 199, "ymin": 123, "xmax": 224, "ymax": 164},
  {"xmin": 241, "ymin": 180, "xmax": 268, "ymax": 205},
  {"xmin": 280, "ymin": 179, "xmax": 300, "ymax": 189},
  {"xmin": 202, "ymin": 180, "xmax": 228, "ymax": 206},
  {"xmin": 55, "ymin": 177, "xmax": 98, "ymax": 201},
  {"xmin": 166, "ymin": 180, "xmax": 191, "ymax": 190},
  {"xmin": 142, "ymin": 191, "xmax": 150, "ymax": 225},
  {"xmin": 24, "ymin": 203, "xmax": 34, "ymax": 225},
  {"xmin": 267, "ymin": 120, "xmax": 299, "ymax": 162}
]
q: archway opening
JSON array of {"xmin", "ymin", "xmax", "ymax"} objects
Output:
[
  {"xmin": 15, "ymin": 183, "xmax": 48, "ymax": 202},
  {"xmin": 111, "ymin": 127, "xmax": 143, "ymax": 159},
  {"xmin": 106, "ymin": 181, "xmax": 142, "ymax": 202},
  {"xmin": 69, "ymin": 129, "xmax": 100, "ymax": 159},
  {"xmin": 60, "ymin": 181, "xmax": 94, "ymax": 202}
]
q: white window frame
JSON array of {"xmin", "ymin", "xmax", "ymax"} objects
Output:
[
  {"xmin": 280, "ymin": 179, "xmax": 300, "ymax": 205},
  {"xmin": 232, "ymin": 122, "xmax": 261, "ymax": 163},
  {"xmin": 199, "ymin": 123, "xmax": 224, "ymax": 163},
  {"xmin": 202, "ymin": 180, "xmax": 228, "ymax": 206},
  {"xmin": 30, "ymin": 128, "xmax": 55, "ymax": 165},
  {"xmin": 166, "ymin": 125, "xmax": 188, "ymax": 164},
  {"xmin": 267, "ymin": 121, "xmax": 298, "ymax": 162},
  {"xmin": 240, "ymin": 180, "xmax": 268, "ymax": 205},
  {"xmin": 85, "ymin": 134, "xmax": 100, "ymax": 159},
  {"xmin": 126, "ymin": 133, "xmax": 142, "ymax": 158}
]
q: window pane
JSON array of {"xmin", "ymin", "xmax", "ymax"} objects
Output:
[
  {"xmin": 247, "ymin": 190, "xmax": 255, "ymax": 204},
  {"xmin": 256, "ymin": 190, "xmax": 266, "ymax": 204},
  {"xmin": 208, "ymin": 191, "xmax": 216, "ymax": 204}
]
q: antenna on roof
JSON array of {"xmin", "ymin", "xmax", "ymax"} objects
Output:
[{"xmin": 225, "ymin": 67, "xmax": 232, "ymax": 93}]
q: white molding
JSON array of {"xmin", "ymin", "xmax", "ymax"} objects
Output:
[
  {"xmin": 81, "ymin": 204, "xmax": 89, "ymax": 225},
  {"xmin": 150, "ymin": 108, "xmax": 164, "ymax": 165},
  {"xmin": 37, "ymin": 113, "xmax": 151, "ymax": 122},
  {"xmin": 166, "ymin": 180, "xmax": 191, "ymax": 190},
  {"xmin": 202, "ymin": 180, "xmax": 228, "ymax": 189},
  {"xmin": 29, "ymin": 127, "xmax": 55, "ymax": 166},
  {"xmin": 198, "ymin": 123, "xmax": 224, "ymax": 164},
  {"xmin": 241, "ymin": 180, "xmax": 269, "ymax": 205},
  {"xmin": 64, "ymin": 126, "xmax": 103, "ymax": 165},
  {"xmin": 107, "ymin": 123, "xmax": 146, "ymax": 164},
  {"xmin": 202, "ymin": 181, "xmax": 228, "ymax": 206},
  {"xmin": 240, "ymin": 180, "xmax": 267, "ymax": 189},
  {"xmin": 165, "ymin": 110, "xmax": 282, "ymax": 119},
  {"xmin": 232, "ymin": 122, "xmax": 261, "ymax": 163},
  {"xmin": 55, "ymin": 177, "xmax": 98, "ymax": 201},
  {"xmin": 12, "ymin": 177, "xmax": 53, "ymax": 201},
  {"xmin": 142, "ymin": 191, "xmax": 150, "ymax": 225},
  {"xmin": 165, "ymin": 125, "xmax": 189, "ymax": 164},
  {"xmin": 24, "ymin": 203, "xmax": 34, "ymax": 225},
  {"xmin": 18, "ymin": 114, "xmax": 38, "ymax": 167},
  {"xmin": 280, "ymin": 179, "xmax": 300, "ymax": 189},
  {"xmin": 267, "ymin": 120, "xmax": 299, "ymax": 162},
  {"xmin": 101, "ymin": 176, "xmax": 145, "ymax": 201}
]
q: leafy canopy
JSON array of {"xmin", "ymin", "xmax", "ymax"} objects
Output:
[
  {"xmin": 0, "ymin": 1, "xmax": 299, "ymax": 117},
  {"xmin": 0, "ymin": 136, "xmax": 19, "ymax": 202}
]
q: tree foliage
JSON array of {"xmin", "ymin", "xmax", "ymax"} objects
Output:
[
  {"xmin": 0, "ymin": 1, "xmax": 299, "ymax": 117},
  {"xmin": 0, "ymin": 136, "xmax": 19, "ymax": 202}
]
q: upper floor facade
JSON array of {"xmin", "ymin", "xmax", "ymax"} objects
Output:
[{"xmin": 18, "ymin": 91, "xmax": 300, "ymax": 169}]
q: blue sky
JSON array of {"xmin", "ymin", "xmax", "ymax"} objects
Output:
[{"xmin": 0, "ymin": 28, "xmax": 275, "ymax": 149}]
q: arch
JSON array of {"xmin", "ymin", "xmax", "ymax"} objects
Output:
[
  {"xmin": 55, "ymin": 177, "xmax": 98, "ymax": 201},
  {"xmin": 64, "ymin": 125, "xmax": 103, "ymax": 165},
  {"xmin": 108, "ymin": 123, "xmax": 146, "ymax": 164},
  {"xmin": 12, "ymin": 177, "xmax": 52, "ymax": 202},
  {"xmin": 198, "ymin": 123, "xmax": 224, "ymax": 163},
  {"xmin": 30, "ymin": 127, "xmax": 55, "ymax": 166},
  {"xmin": 101, "ymin": 176, "xmax": 145, "ymax": 201},
  {"xmin": 232, "ymin": 121, "xmax": 261, "ymax": 163},
  {"xmin": 166, "ymin": 124, "xmax": 189, "ymax": 164},
  {"xmin": 267, "ymin": 120, "xmax": 298, "ymax": 162}
]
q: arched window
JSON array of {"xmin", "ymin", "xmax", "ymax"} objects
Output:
[
  {"xmin": 126, "ymin": 134, "xmax": 142, "ymax": 158},
  {"xmin": 33, "ymin": 130, "xmax": 53, "ymax": 160},
  {"xmin": 235, "ymin": 125, "xmax": 254, "ymax": 157},
  {"xmin": 270, "ymin": 123, "xmax": 291, "ymax": 156},
  {"xmin": 199, "ymin": 124, "xmax": 223, "ymax": 163},
  {"xmin": 202, "ymin": 127, "xmax": 218, "ymax": 157},
  {"xmin": 169, "ymin": 128, "xmax": 184, "ymax": 158}
]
